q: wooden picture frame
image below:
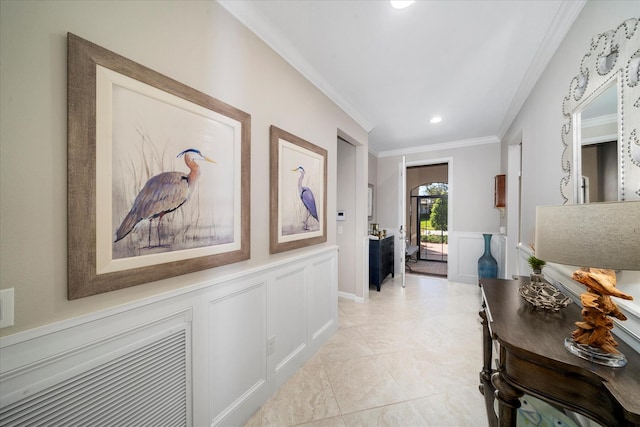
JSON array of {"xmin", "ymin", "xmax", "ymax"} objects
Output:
[
  {"xmin": 67, "ymin": 33, "xmax": 250, "ymax": 299},
  {"xmin": 270, "ymin": 126, "xmax": 327, "ymax": 254}
]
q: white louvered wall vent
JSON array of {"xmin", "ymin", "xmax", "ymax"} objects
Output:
[{"xmin": 0, "ymin": 330, "xmax": 188, "ymax": 427}]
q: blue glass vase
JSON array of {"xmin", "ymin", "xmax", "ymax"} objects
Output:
[{"xmin": 477, "ymin": 233, "xmax": 498, "ymax": 279}]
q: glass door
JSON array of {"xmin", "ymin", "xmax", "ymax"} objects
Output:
[
  {"xmin": 407, "ymin": 182, "xmax": 448, "ymax": 277},
  {"xmin": 413, "ymin": 195, "xmax": 447, "ymax": 262}
]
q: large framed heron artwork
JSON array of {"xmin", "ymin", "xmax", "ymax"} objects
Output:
[
  {"xmin": 270, "ymin": 126, "xmax": 327, "ymax": 254},
  {"xmin": 67, "ymin": 33, "xmax": 250, "ymax": 299}
]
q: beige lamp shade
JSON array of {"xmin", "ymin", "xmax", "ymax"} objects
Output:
[{"xmin": 535, "ymin": 201, "xmax": 640, "ymax": 271}]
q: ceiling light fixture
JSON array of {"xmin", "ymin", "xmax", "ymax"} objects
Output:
[
  {"xmin": 430, "ymin": 116, "xmax": 442, "ymax": 124},
  {"xmin": 390, "ymin": 1, "xmax": 415, "ymax": 10}
]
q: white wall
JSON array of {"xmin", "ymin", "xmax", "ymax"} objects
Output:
[
  {"xmin": 0, "ymin": 0, "xmax": 367, "ymax": 335},
  {"xmin": 502, "ymin": 0, "xmax": 640, "ymax": 346},
  {"xmin": 0, "ymin": 2, "xmax": 365, "ymax": 424},
  {"xmin": 502, "ymin": 0, "xmax": 639, "ymax": 244},
  {"xmin": 376, "ymin": 141, "xmax": 502, "ymax": 283}
]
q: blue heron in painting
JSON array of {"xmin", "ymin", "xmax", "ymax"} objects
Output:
[
  {"xmin": 292, "ymin": 166, "xmax": 318, "ymax": 230},
  {"xmin": 115, "ymin": 148, "xmax": 215, "ymax": 247}
]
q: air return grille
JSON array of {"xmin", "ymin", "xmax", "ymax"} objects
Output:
[{"xmin": 0, "ymin": 330, "xmax": 188, "ymax": 427}]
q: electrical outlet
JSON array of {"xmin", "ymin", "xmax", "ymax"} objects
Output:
[
  {"xmin": 0, "ymin": 288, "xmax": 15, "ymax": 328},
  {"xmin": 267, "ymin": 336, "xmax": 276, "ymax": 356}
]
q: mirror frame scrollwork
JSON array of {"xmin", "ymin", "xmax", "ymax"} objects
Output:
[{"xmin": 560, "ymin": 17, "xmax": 640, "ymax": 204}]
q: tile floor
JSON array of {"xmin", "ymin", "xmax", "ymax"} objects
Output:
[{"xmin": 243, "ymin": 274, "xmax": 489, "ymax": 427}]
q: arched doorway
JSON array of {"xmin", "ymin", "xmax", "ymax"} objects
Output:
[{"xmin": 406, "ymin": 164, "xmax": 448, "ymax": 277}]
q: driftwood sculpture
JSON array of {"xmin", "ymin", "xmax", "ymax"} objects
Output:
[{"xmin": 571, "ymin": 268, "xmax": 634, "ymax": 354}]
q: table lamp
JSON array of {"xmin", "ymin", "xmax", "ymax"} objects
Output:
[{"xmin": 535, "ymin": 201, "xmax": 640, "ymax": 367}]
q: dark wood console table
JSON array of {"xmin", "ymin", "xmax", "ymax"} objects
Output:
[{"xmin": 479, "ymin": 276, "xmax": 640, "ymax": 427}]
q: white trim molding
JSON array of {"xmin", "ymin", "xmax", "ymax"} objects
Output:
[{"xmin": 1, "ymin": 247, "xmax": 339, "ymax": 427}]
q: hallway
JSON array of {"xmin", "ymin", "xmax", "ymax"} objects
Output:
[{"xmin": 244, "ymin": 275, "xmax": 487, "ymax": 426}]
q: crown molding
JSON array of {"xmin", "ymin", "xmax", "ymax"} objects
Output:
[
  {"xmin": 376, "ymin": 135, "xmax": 500, "ymax": 158},
  {"xmin": 217, "ymin": 0, "xmax": 374, "ymax": 132},
  {"xmin": 498, "ymin": 0, "xmax": 587, "ymax": 140},
  {"xmin": 218, "ymin": 0, "xmax": 585, "ymax": 154}
]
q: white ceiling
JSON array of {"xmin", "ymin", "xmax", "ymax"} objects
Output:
[{"xmin": 219, "ymin": 0, "xmax": 586, "ymax": 155}]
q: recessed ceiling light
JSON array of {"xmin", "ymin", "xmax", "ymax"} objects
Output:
[
  {"xmin": 390, "ymin": 1, "xmax": 415, "ymax": 10},
  {"xmin": 430, "ymin": 116, "xmax": 443, "ymax": 124}
]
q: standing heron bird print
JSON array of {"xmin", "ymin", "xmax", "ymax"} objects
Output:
[
  {"xmin": 292, "ymin": 166, "xmax": 318, "ymax": 231},
  {"xmin": 115, "ymin": 148, "xmax": 215, "ymax": 247}
]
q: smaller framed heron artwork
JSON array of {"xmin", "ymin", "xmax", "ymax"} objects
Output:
[
  {"xmin": 67, "ymin": 33, "xmax": 251, "ymax": 299},
  {"xmin": 270, "ymin": 126, "xmax": 327, "ymax": 254}
]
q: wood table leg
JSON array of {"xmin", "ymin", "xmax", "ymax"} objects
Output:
[
  {"xmin": 480, "ymin": 307, "xmax": 493, "ymax": 383},
  {"xmin": 479, "ymin": 307, "xmax": 498, "ymax": 427},
  {"xmin": 491, "ymin": 371, "xmax": 523, "ymax": 427}
]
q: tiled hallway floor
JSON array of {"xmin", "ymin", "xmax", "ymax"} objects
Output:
[{"xmin": 244, "ymin": 274, "xmax": 489, "ymax": 427}]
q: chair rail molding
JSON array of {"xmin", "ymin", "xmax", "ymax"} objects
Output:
[{"xmin": 0, "ymin": 247, "xmax": 339, "ymax": 427}]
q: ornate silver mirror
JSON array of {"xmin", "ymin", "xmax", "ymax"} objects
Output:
[{"xmin": 560, "ymin": 18, "xmax": 640, "ymax": 204}]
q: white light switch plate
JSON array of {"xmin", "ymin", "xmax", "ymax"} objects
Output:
[{"xmin": 0, "ymin": 288, "xmax": 15, "ymax": 328}]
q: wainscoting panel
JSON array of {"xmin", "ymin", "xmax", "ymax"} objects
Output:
[
  {"xmin": 0, "ymin": 247, "xmax": 339, "ymax": 427},
  {"xmin": 271, "ymin": 266, "xmax": 308, "ymax": 375},
  {"xmin": 450, "ymin": 232, "xmax": 481, "ymax": 284},
  {"xmin": 308, "ymin": 254, "xmax": 338, "ymax": 348},
  {"xmin": 492, "ymin": 234, "xmax": 507, "ymax": 279},
  {"xmin": 208, "ymin": 282, "xmax": 267, "ymax": 425},
  {"xmin": 448, "ymin": 232, "xmax": 506, "ymax": 284}
]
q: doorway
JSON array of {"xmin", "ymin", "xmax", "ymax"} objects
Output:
[
  {"xmin": 336, "ymin": 131, "xmax": 369, "ymax": 302},
  {"xmin": 406, "ymin": 164, "xmax": 448, "ymax": 277},
  {"xmin": 412, "ymin": 192, "xmax": 448, "ymax": 263},
  {"xmin": 337, "ymin": 138, "xmax": 357, "ymax": 296}
]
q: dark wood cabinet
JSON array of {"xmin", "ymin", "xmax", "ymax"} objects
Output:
[
  {"xmin": 369, "ymin": 236, "xmax": 394, "ymax": 291},
  {"xmin": 479, "ymin": 276, "xmax": 640, "ymax": 427},
  {"xmin": 494, "ymin": 174, "xmax": 505, "ymax": 208}
]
